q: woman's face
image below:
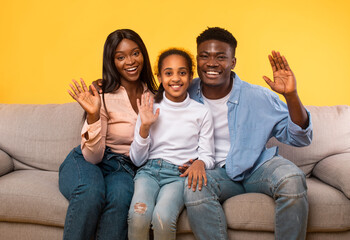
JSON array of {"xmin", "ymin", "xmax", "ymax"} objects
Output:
[{"xmin": 114, "ymin": 39, "xmax": 144, "ymax": 83}]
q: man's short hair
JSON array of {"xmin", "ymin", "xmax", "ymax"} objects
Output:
[{"xmin": 196, "ymin": 27, "xmax": 237, "ymax": 56}]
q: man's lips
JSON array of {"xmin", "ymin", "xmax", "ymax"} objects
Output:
[{"xmin": 202, "ymin": 70, "xmax": 221, "ymax": 78}]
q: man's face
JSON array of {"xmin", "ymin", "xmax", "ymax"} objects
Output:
[{"xmin": 196, "ymin": 40, "xmax": 236, "ymax": 88}]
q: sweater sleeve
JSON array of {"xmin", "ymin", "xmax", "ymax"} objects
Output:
[
  {"xmin": 197, "ymin": 109, "xmax": 215, "ymax": 169},
  {"xmin": 129, "ymin": 115, "xmax": 151, "ymax": 167},
  {"xmin": 81, "ymin": 107, "xmax": 108, "ymax": 164}
]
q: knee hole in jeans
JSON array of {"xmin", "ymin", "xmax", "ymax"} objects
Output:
[{"xmin": 134, "ymin": 202, "xmax": 147, "ymax": 214}]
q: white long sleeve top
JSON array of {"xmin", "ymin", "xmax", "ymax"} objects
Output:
[{"xmin": 130, "ymin": 93, "xmax": 215, "ymax": 169}]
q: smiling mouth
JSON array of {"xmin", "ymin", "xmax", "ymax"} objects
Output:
[
  {"xmin": 125, "ymin": 66, "xmax": 138, "ymax": 72},
  {"xmin": 169, "ymin": 84, "xmax": 183, "ymax": 90},
  {"xmin": 204, "ymin": 70, "xmax": 221, "ymax": 76}
]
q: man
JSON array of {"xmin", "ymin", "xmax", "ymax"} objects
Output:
[{"xmin": 181, "ymin": 27, "xmax": 312, "ymax": 240}]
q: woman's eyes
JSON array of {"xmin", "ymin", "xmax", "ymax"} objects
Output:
[{"xmin": 115, "ymin": 51, "xmax": 140, "ymax": 60}]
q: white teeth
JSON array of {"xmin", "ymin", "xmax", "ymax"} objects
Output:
[
  {"xmin": 207, "ymin": 71, "xmax": 219, "ymax": 75},
  {"xmin": 171, "ymin": 85, "xmax": 181, "ymax": 89},
  {"xmin": 126, "ymin": 67, "xmax": 137, "ymax": 71}
]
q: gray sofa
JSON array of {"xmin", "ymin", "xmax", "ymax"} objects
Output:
[{"xmin": 0, "ymin": 102, "xmax": 349, "ymax": 240}]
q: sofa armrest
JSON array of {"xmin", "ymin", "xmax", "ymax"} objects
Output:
[
  {"xmin": 0, "ymin": 148, "xmax": 14, "ymax": 176},
  {"xmin": 312, "ymin": 153, "xmax": 350, "ymax": 199}
]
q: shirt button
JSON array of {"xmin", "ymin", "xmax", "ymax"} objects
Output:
[{"xmin": 234, "ymin": 100, "xmax": 238, "ymax": 104}]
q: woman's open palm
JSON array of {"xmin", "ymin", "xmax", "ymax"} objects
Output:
[{"xmin": 68, "ymin": 78, "xmax": 101, "ymax": 116}]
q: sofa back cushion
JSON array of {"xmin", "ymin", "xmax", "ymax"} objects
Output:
[
  {"xmin": 0, "ymin": 103, "xmax": 84, "ymax": 171},
  {"xmin": 267, "ymin": 105, "xmax": 350, "ymax": 176}
]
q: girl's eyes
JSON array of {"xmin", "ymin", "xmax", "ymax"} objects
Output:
[
  {"xmin": 164, "ymin": 71, "xmax": 187, "ymax": 76},
  {"xmin": 199, "ymin": 55, "xmax": 208, "ymax": 59},
  {"xmin": 116, "ymin": 56, "xmax": 125, "ymax": 61},
  {"xmin": 133, "ymin": 51, "xmax": 140, "ymax": 56}
]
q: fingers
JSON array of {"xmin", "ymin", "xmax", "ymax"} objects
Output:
[
  {"xmin": 80, "ymin": 78, "xmax": 89, "ymax": 92},
  {"xmin": 192, "ymin": 174, "xmax": 198, "ymax": 192},
  {"xmin": 179, "ymin": 164, "xmax": 189, "ymax": 174},
  {"xmin": 90, "ymin": 83, "xmax": 99, "ymax": 96},
  {"xmin": 187, "ymin": 171, "xmax": 192, "ymax": 189},
  {"xmin": 154, "ymin": 108, "xmax": 160, "ymax": 119},
  {"xmin": 282, "ymin": 56, "xmax": 291, "ymax": 71},
  {"xmin": 91, "ymin": 80, "xmax": 102, "ymax": 94},
  {"xmin": 263, "ymin": 76, "xmax": 273, "ymax": 85},
  {"xmin": 72, "ymin": 79, "xmax": 84, "ymax": 93},
  {"xmin": 268, "ymin": 55, "xmax": 277, "ymax": 72},
  {"xmin": 270, "ymin": 51, "xmax": 289, "ymax": 72},
  {"xmin": 67, "ymin": 89, "xmax": 77, "ymax": 100},
  {"xmin": 197, "ymin": 175, "xmax": 203, "ymax": 191},
  {"xmin": 136, "ymin": 98, "xmax": 141, "ymax": 111}
]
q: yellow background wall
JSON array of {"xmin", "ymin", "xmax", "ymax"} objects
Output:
[{"xmin": 1, "ymin": 0, "xmax": 349, "ymax": 106}]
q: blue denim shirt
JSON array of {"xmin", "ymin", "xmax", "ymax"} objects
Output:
[{"xmin": 188, "ymin": 73, "xmax": 313, "ymax": 181}]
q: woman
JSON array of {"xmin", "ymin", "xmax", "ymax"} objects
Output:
[{"xmin": 59, "ymin": 29, "xmax": 157, "ymax": 240}]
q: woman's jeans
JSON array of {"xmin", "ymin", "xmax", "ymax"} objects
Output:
[
  {"xmin": 184, "ymin": 156, "xmax": 308, "ymax": 240},
  {"xmin": 59, "ymin": 145, "xmax": 136, "ymax": 240},
  {"xmin": 128, "ymin": 159, "xmax": 185, "ymax": 240}
]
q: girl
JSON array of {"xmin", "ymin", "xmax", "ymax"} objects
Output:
[
  {"xmin": 128, "ymin": 48, "xmax": 215, "ymax": 240},
  {"xmin": 58, "ymin": 29, "xmax": 158, "ymax": 240}
]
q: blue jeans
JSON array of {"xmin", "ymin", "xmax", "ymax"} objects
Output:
[
  {"xmin": 128, "ymin": 159, "xmax": 185, "ymax": 240},
  {"xmin": 184, "ymin": 156, "xmax": 308, "ymax": 240},
  {"xmin": 59, "ymin": 145, "xmax": 136, "ymax": 240}
]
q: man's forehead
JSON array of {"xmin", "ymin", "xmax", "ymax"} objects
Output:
[{"xmin": 197, "ymin": 40, "xmax": 232, "ymax": 53}]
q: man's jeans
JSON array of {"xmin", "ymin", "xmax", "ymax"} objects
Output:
[
  {"xmin": 59, "ymin": 145, "xmax": 135, "ymax": 240},
  {"xmin": 184, "ymin": 156, "xmax": 308, "ymax": 240},
  {"xmin": 128, "ymin": 159, "xmax": 185, "ymax": 240}
]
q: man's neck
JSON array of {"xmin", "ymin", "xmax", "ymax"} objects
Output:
[{"xmin": 201, "ymin": 77, "xmax": 233, "ymax": 100}]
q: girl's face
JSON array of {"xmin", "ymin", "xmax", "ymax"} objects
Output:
[
  {"xmin": 114, "ymin": 39, "xmax": 144, "ymax": 83},
  {"xmin": 158, "ymin": 54, "xmax": 193, "ymax": 102}
]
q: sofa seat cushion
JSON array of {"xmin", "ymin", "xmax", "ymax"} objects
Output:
[
  {"xmin": 0, "ymin": 170, "xmax": 67, "ymax": 227},
  {"xmin": 222, "ymin": 178, "xmax": 350, "ymax": 232}
]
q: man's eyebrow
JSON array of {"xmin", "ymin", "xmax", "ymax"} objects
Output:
[{"xmin": 198, "ymin": 50, "xmax": 227, "ymax": 55}]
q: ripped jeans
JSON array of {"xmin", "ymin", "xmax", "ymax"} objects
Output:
[{"xmin": 128, "ymin": 159, "xmax": 185, "ymax": 240}]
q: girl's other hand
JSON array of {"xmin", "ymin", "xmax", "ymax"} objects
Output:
[{"xmin": 180, "ymin": 159, "xmax": 207, "ymax": 192}]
